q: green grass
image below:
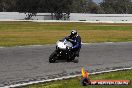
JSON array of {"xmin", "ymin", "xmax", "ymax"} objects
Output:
[
  {"xmin": 0, "ymin": 22, "xmax": 132, "ymax": 46},
  {"xmin": 23, "ymin": 70, "xmax": 132, "ymax": 88}
]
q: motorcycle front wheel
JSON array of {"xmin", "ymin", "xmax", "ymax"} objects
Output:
[{"xmin": 49, "ymin": 50, "xmax": 58, "ymax": 63}]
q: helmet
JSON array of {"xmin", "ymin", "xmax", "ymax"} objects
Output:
[{"xmin": 70, "ymin": 30, "xmax": 77, "ymax": 37}]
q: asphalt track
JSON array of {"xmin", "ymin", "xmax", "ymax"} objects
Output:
[{"xmin": 0, "ymin": 42, "xmax": 132, "ymax": 87}]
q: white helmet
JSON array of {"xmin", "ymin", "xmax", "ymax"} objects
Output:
[{"xmin": 70, "ymin": 30, "xmax": 77, "ymax": 37}]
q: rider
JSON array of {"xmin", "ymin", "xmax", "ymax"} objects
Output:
[{"xmin": 66, "ymin": 30, "xmax": 82, "ymax": 57}]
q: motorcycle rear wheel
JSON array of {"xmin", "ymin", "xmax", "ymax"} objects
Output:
[{"xmin": 67, "ymin": 55, "xmax": 75, "ymax": 62}]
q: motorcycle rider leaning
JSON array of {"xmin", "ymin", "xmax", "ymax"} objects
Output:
[{"xmin": 65, "ymin": 30, "xmax": 81, "ymax": 57}]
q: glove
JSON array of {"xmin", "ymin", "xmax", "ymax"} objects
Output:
[
  {"xmin": 65, "ymin": 37, "xmax": 70, "ymax": 40},
  {"xmin": 67, "ymin": 47, "xmax": 73, "ymax": 50},
  {"xmin": 68, "ymin": 39, "xmax": 74, "ymax": 42},
  {"xmin": 70, "ymin": 47, "xmax": 74, "ymax": 50}
]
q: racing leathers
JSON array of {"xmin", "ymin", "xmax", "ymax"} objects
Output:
[{"xmin": 66, "ymin": 35, "xmax": 81, "ymax": 57}]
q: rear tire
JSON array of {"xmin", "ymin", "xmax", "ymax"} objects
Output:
[
  {"xmin": 49, "ymin": 50, "xmax": 57, "ymax": 63},
  {"xmin": 73, "ymin": 59, "xmax": 79, "ymax": 63},
  {"xmin": 67, "ymin": 55, "xmax": 75, "ymax": 62},
  {"xmin": 71, "ymin": 52, "xmax": 76, "ymax": 60}
]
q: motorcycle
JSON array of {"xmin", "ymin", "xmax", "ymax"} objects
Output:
[{"xmin": 49, "ymin": 38, "xmax": 78, "ymax": 63}]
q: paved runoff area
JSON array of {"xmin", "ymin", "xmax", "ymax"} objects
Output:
[{"xmin": 0, "ymin": 42, "xmax": 132, "ymax": 87}]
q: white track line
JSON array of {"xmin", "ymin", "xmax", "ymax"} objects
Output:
[
  {"xmin": 1, "ymin": 67, "xmax": 132, "ymax": 88},
  {"xmin": 0, "ymin": 45, "xmax": 49, "ymax": 48},
  {"xmin": 82, "ymin": 42, "xmax": 114, "ymax": 45},
  {"xmin": 0, "ymin": 42, "xmax": 131, "ymax": 48}
]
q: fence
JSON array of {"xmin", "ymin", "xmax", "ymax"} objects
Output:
[{"xmin": 0, "ymin": 12, "xmax": 132, "ymax": 22}]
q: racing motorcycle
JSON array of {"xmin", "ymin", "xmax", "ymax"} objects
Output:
[{"xmin": 49, "ymin": 38, "xmax": 78, "ymax": 63}]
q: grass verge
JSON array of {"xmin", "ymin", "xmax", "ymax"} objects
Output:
[
  {"xmin": 23, "ymin": 70, "xmax": 132, "ymax": 88},
  {"xmin": 0, "ymin": 22, "xmax": 132, "ymax": 46}
]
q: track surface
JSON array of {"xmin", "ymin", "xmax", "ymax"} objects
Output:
[{"xmin": 0, "ymin": 42, "xmax": 132, "ymax": 87}]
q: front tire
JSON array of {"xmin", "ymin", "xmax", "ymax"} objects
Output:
[{"xmin": 49, "ymin": 50, "xmax": 57, "ymax": 63}]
